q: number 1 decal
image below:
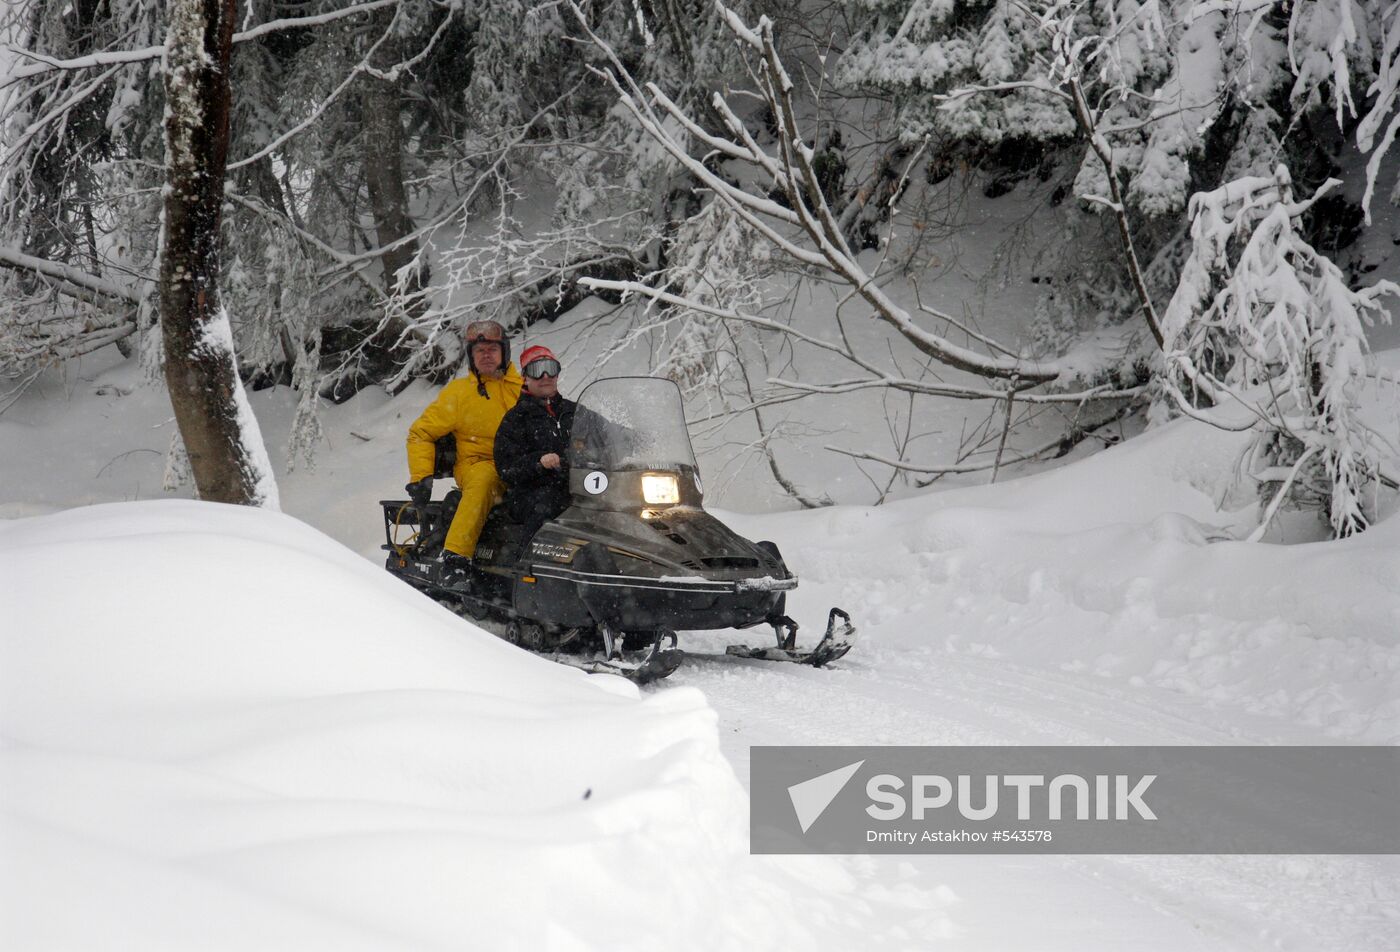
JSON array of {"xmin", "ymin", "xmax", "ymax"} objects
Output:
[{"xmin": 584, "ymin": 471, "xmax": 609, "ymax": 495}]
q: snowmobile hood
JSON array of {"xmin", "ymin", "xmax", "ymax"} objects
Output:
[{"xmin": 544, "ymin": 506, "xmax": 786, "ymax": 581}]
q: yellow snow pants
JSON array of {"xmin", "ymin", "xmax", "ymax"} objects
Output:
[{"xmin": 445, "ymin": 459, "xmax": 504, "ymax": 558}]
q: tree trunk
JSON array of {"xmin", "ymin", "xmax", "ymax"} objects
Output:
[
  {"xmin": 354, "ymin": 15, "xmax": 438, "ymax": 389},
  {"xmin": 159, "ymin": 0, "xmax": 279, "ymax": 508},
  {"xmin": 361, "ymin": 19, "xmax": 430, "ymax": 323},
  {"xmin": 363, "ymin": 82, "xmax": 428, "ymax": 302}
]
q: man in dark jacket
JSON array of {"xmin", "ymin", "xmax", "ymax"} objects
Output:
[{"xmin": 493, "ymin": 345, "xmax": 576, "ymax": 539}]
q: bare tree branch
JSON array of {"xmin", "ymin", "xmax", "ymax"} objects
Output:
[
  {"xmin": 569, "ymin": 0, "xmax": 1059, "ymax": 384},
  {"xmin": 2, "ymin": 0, "xmax": 403, "ymax": 86}
]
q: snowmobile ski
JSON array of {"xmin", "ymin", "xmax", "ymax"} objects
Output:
[
  {"xmin": 725, "ymin": 608, "xmax": 855, "ymax": 667},
  {"xmin": 542, "ymin": 647, "xmax": 684, "ymax": 684},
  {"xmin": 539, "ymin": 628, "xmax": 684, "ymax": 684}
]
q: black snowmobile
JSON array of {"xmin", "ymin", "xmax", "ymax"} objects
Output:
[{"xmin": 380, "ymin": 376, "xmax": 855, "ymax": 683}]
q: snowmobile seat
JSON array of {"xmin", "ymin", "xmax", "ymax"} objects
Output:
[{"xmin": 387, "ymin": 492, "xmax": 533, "ymax": 564}]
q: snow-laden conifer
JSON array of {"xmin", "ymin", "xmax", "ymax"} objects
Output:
[{"xmin": 1162, "ymin": 164, "xmax": 1398, "ymax": 538}]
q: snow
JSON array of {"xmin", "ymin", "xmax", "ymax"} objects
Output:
[
  {"xmin": 8, "ymin": 1, "xmax": 1400, "ymax": 942},
  {"xmin": 0, "ymin": 500, "xmax": 907, "ymax": 950},
  {"xmin": 2, "ymin": 342, "xmax": 1397, "ymax": 949},
  {"xmin": 713, "ymin": 416, "xmax": 1400, "ymax": 744}
]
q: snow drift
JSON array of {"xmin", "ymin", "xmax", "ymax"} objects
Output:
[{"xmin": 0, "ymin": 501, "xmax": 890, "ymax": 950}]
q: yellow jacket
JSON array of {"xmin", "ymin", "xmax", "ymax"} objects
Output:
[{"xmin": 407, "ymin": 367, "xmax": 523, "ymax": 480}]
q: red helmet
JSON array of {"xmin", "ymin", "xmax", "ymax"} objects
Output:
[
  {"xmin": 519, "ymin": 345, "xmax": 559, "ymax": 372},
  {"xmin": 518, "ymin": 345, "xmax": 560, "ymax": 378}
]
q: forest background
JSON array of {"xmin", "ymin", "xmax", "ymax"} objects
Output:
[{"xmin": 4, "ymin": 0, "xmax": 1400, "ymax": 541}]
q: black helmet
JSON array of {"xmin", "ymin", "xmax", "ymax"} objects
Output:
[{"xmin": 465, "ymin": 319, "xmax": 511, "ymax": 375}]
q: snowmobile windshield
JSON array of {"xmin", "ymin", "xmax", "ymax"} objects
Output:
[{"xmin": 568, "ymin": 377, "xmax": 697, "ymax": 472}]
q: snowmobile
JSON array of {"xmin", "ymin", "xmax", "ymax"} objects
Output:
[{"xmin": 380, "ymin": 376, "xmax": 856, "ymax": 683}]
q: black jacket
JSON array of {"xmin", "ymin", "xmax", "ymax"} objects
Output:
[{"xmin": 493, "ymin": 393, "xmax": 577, "ymax": 534}]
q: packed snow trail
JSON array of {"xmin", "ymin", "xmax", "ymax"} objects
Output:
[
  {"xmin": 668, "ymin": 643, "xmax": 1400, "ymax": 952},
  {"xmin": 649, "ymin": 430, "xmax": 1400, "ymax": 951}
]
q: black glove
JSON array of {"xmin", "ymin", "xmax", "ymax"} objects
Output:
[{"xmin": 406, "ymin": 476, "xmax": 433, "ymax": 507}]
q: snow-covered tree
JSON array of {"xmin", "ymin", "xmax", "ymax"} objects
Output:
[
  {"xmin": 421, "ymin": 0, "xmax": 773, "ymax": 340},
  {"xmin": 1161, "ymin": 164, "xmax": 1398, "ymax": 538},
  {"xmin": 0, "ymin": 0, "xmax": 166, "ymax": 373},
  {"xmin": 569, "ymin": 2, "xmax": 1150, "ymax": 491},
  {"xmin": 837, "ymin": 0, "xmax": 1400, "ymax": 338}
]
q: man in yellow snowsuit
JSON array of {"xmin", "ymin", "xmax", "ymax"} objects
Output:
[{"xmin": 405, "ymin": 320, "xmax": 522, "ymax": 568}]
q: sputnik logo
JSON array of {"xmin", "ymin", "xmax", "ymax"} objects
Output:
[{"xmin": 787, "ymin": 760, "xmax": 864, "ymax": 833}]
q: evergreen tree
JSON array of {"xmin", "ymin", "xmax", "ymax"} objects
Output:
[{"xmin": 1161, "ymin": 165, "xmax": 1397, "ymax": 538}]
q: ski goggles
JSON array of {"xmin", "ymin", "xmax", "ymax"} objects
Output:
[{"xmin": 523, "ymin": 357, "xmax": 561, "ymax": 379}]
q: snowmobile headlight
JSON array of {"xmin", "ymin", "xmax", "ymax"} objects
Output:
[{"xmin": 642, "ymin": 473, "xmax": 680, "ymax": 505}]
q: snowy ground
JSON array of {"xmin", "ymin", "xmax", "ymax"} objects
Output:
[
  {"xmin": 3, "ymin": 345, "xmax": 1399, "ymax": 950},
  {"xmin": 4, "ymin": 501, "xmax": 924, "ymax": 951}
]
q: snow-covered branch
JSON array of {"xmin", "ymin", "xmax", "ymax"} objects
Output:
[
  {"xmin": 0, "ymin": 247, "xmax": 143, "ymax": 305},
  {"xmin": 825, "ymin": 428, "xmax": 1075, "ymax": 475},
  {"xmin": 228, "ymin": 4, "xmax": 451, "ymax": 172},
  {"xmin": 571, "ymin": 0, "xmax": 1059, "ymax": 385},
  {"xmin": 1, "ymin": 0, "xmax": 402, "ymax": 86}
]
